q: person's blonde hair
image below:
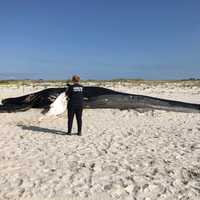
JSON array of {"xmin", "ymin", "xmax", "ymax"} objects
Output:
[{"xmin": 72, "ymin": 75, "xmax": 80, "ymax": 83}]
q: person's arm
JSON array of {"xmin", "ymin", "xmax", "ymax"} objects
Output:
[{"xmin": 65, "ymin": 84, "xmax": 71, "ymax": 97}]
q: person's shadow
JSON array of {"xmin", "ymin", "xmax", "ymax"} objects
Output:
[{"xmin": 17, "ymin": 124, "xmax": 68, "ymax": 135}]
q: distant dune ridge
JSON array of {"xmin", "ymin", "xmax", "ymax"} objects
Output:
[{"xmin": 0, "ymin": 81, "xmax": 200, "ymax": 199}]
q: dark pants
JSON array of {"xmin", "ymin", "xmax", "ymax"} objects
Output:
[{"xmin": 68, "ymin": 106, "xmax": 83, "ymax": 133}]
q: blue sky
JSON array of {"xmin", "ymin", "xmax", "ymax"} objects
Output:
[{"xmin": 0, "ymin": 0, "xmax": 199, "ymax": 80}]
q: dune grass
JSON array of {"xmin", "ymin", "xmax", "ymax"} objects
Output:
[{"xmin": 0, "ymin": 79, "xmax": 200, "ymax": 88}]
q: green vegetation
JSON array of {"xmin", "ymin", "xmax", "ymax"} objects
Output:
[{"xmin": 0, "ymin": 79, "xmax": 200, "ymax": 88}]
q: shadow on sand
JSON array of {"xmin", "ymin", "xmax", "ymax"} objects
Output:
[{"xmin": 17, "ymin": 124, "xmax": 68, "ymax": 135}]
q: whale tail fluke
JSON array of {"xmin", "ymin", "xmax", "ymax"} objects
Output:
[{"xmin": 0, "ymin": 104, "xmax": 32, "ymax": 113}]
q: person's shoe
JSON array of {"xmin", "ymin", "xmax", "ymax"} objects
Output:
[
  {"xmin": 67, "ymin": 131, "xmax": 71, "ymax": 135},
  {"xmin": 77, "ymin": 132, "xmax": 82, "ymax": 136}
]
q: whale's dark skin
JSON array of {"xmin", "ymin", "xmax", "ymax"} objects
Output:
[{"xmin": 0, "ymin": 86, "xmax": 200, "ymax": 113}]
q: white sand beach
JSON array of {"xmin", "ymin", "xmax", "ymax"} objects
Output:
[{"xmin": 0, "ymin": 83, "xmax": 200, "ymax": 200}]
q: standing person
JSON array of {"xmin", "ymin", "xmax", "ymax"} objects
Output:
[{"xmin": 66, "ymin": 75, "xmax": 84, "ymax": 136}]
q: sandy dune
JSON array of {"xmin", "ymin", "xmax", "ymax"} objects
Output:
[{"xmin": 0, "ymin": 84, "xmax": 200, "ymax": 200}]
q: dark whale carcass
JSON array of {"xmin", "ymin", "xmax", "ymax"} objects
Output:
[{"xmin": 0, "ymin": 86, "xmax": 199, "ymax": 113}]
